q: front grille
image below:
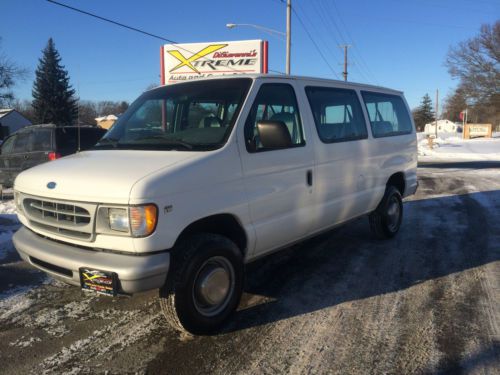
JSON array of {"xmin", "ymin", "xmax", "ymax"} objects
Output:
[{"xmin": 23, "ymin": 196, "xmax": 97, "ymax": 241}]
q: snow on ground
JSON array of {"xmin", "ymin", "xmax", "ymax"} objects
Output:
[
  {"xmin": 0, "ymin": 199, "xmax": 19, "ymax": 261},
  {"xmin": 0, "ymin": 199, "xmax": 17, "ymax": 216},
  {"xmin": 418, "ymin": 132, "xmax": 500, "ymax": 161}
]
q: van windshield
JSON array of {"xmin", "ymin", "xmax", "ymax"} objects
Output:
[{"xmin": 94, "ymin": 78, "xmax": 252, "ymax": 151}]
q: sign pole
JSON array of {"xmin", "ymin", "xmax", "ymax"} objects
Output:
[
  {"xmin": 286, "ymin": 0, "xmax": 291, "ymax": 75},
  {"xmin": 434, "ymin": 89, "xmax": 439, "ymax": 138}
]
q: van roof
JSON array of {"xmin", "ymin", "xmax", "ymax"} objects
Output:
[{"xmin": 150, "ymin": 74, "xmax": 403, "ymax": 95}]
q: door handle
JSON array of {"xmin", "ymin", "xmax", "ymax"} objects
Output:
[
  {"xmin": 307, "ymin": 170, "xmax": 313, "ymax": 186},
  {"xmin": 23, "ymin": 155, "xmax": 29, "ymax": 160}
]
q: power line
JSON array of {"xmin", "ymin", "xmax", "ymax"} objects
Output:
[
  {"xmin": 46, "ymin": 0, "xmax": 177, "ymax": 43},
  {"xmin": 310, "ymin": 0, "xmax": 370, "ymax": 82},
  {"xmin": 329, "ymin": 0, "xmax": 379, "ymax": 84},
  {"xmin": 322, "ymin": 0, "xmax": 374, "ymax": 83},
  {"xmin": 269, "ymin": 69, "xmax": 285, "ymax": 75},
  {"xmin": 45, "ymin": 0, "xmax": 244, "ymax": 76},
  {"xmin": 292, "ymin": 4, "xmax": 340, "ymax": 79}
]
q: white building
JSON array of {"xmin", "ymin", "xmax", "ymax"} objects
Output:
[
  {"xmin": 424, "ymin": 119, "xmax": 460, "ymax": 134},
  {"xmin": 0, "ymin": 109, "xmax": 32, "ymax": 140}
]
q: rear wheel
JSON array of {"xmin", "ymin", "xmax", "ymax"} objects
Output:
[
  {"xmin": 159, "ymin": 233, "xmax": 244, "ymax": 335},
  {"xmin": 369, "ymin": 185, "xmax": 403, "ymax": 239}
]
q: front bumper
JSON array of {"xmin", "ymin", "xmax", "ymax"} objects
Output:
[{"xmin": 13, "ymin": 227, "xmax": 170, "ymax": 294}]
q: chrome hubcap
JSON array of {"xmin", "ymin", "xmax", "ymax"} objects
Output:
[
  {"xmin": 193, "ymin": 256, "xmax": 234, "ymax": 317},
  {"xmin": 198, "ymin": 267, "xmax": 230, "ymax": 305},
  {"xmin": 387, "ymin": 197, "xmax": 401, "ymax": 231}
]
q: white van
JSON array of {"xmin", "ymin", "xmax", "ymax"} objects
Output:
[{"xmin": 13, "ymin": 75, "xmax": 417, "ymax": 334}]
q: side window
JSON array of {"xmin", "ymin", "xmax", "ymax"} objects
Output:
[
  {"xmin": 245, "ymin": 83, "xmax": 305, "ymax": 152},
  {"xmin": 1, "ymin": 135, "xmax": 16, "ymax": 154},
  {"xmin": 361, "ymin": 91, "xmax": 413, "ymax": 137},
  {"xmin": 305, "ymin": 86, "xmax": 367, "ymax": 143},
  {"xmin": 31, "ymin": 129, "xmax": 52, "ymax": 151},
  {"xmin": 12, "ymin": 132, "xmax": 31, "ymax": 153}
]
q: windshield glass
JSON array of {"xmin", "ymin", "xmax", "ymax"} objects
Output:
[{"xmin": 95, "ymin": 78, "xmax": 252, "ymax": 151}]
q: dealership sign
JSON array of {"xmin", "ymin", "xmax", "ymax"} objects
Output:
[{"xmin": 160, "ymin": 40, "xmax": 268, "ymax": 84}]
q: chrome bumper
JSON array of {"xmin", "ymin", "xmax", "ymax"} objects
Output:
[{"xmin": 13, "ymin": 227, "xmax": 169, "ymax": 294}]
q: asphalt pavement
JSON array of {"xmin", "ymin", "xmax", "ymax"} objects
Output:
[{"xmin": 0, "ymin": 161, "xmax": 499, "ymax": 374}]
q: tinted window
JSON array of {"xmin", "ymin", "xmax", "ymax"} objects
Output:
[
  {"xmin": 361, "ymin": 92, "xmax": 413, "ymax": 137},
  {"xmin": 31, "ymin": 129, "xmax": 53, "ymax": 151},
  {"xmin": 306, "ymin": 87, "xmax": 367, "ymax": 143},
  {"xmin": 245, "ymin": 83, "xmax": 304, "ymax": 152},
  {"xmin": 1, "ymin": 135, "xmax": 16, "ymax": 154},
  {"xmin": 56, "ymin": 128, "xmax": 106, "ymax": 151},
  {"xmin": 0, "ymin": 125, "xmax": 10, "ymax": 141},
  {"xmin": 12, "ymin": 132, "xmax": 31, "ymax": 153}
]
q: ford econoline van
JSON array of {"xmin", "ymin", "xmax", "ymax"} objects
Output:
[{"xmin": 13, "ymin": 75, "xmax": 417, "ymax": 334}]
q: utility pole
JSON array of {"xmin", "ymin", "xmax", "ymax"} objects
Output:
[
  {"xmin": 286, "ymin": 0, "xmax": 291, "ymax": 75},
  {"xmin": 340, "ymin": 45, "xmax": 351, "ymax": 81},
  {"xmin": 434, "ymin": 89, "xmax": 439, "ymax": 138}
]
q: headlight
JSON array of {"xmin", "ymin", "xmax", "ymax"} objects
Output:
[
  {"xmin": 129, "ymin": 204, "xmax": 158, "ymax": 237},
  {"xmin": 108, "ymin": 208, "xmax": 129, "ymax": 232}
]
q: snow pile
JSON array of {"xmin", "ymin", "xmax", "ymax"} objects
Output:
[
  {"xmin": 0, "ymin": 199, "xmax": 17, "ymax": 215},
  {"xmin": 0, "ymin": 199, "xmax": 19, "ymax": 261},
  {"xmin": 418, "ymin": 132, "xmax": 500, "ymax": 160}
]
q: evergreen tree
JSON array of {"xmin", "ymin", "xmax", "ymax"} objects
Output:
[
  {"xmin": 32, "ymin": 38, "xmax": 77, "ymax": 125},
  {"xmin": 412, "ymin": 94, "xmax": 435, "ymax": 132}
]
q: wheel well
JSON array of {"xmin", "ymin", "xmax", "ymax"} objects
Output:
[
  {"xmin": 387, "ymin": 172, "xmax": 405, "ymax": 195},
  {"xmin": 176, "ymin": 214, "xmax": 247, "ymax": 254}
]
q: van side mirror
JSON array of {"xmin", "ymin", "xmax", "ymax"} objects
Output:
[{"xmin": 257, "ymin": 121, "xmax": 292, "ymax": 150}]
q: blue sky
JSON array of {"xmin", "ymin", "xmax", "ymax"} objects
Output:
[{"xmin": 1, "ymin": 0, "xmax": 498, "ymax": 109}]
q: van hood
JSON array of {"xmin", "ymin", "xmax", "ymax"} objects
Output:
[{"xmin": 14, "ymin": 150, "xmax": 202, "ymax": 203}]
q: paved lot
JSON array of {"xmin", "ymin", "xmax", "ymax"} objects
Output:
[{"xmin": 0, "ymin": 162, "xmax": 499, "ymax": 374}]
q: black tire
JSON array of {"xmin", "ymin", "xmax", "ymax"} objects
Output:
[
  {"xmin": 159, "ymin": 233, "xmax": 244, "ymax": 335},
  {"xmin": 369, "ymin": 185, "xmax": 403, "ymax": 239}
]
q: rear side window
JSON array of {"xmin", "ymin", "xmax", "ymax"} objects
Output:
[
  {"xmin": 1, "ymin": 135, "xmax": 16, "ymax": 154},
  {"xmin": 12, "ymin": 132, "xmax": 31, "ymax": 153},
  {"xmin": 361, "ymin": 92, "xmax": 413, "ymax": 137},
  {"xmin": 245, "ymin": 83, "xmax": 305, "ymax": 152},
  {"xmin": 31, "ymin": 129, "xmax": 53, "ymax": 151},
  {"xmin": 56, "ymin": 128, "xmax": 106, "ymax": 151},
  {"xmin": 0, "ymin": 125, "xmax": 10, "ymax": 140},
  {"xmin": 305, "ymin": 86, "xmax": 367, "ymax": 143}
]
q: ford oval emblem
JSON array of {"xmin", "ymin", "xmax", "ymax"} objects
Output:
[{"xmin": 47, "ymin": 182, "xmax": 57, "ymax": 189}]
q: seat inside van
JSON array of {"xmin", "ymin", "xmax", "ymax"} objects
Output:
[{"xmin": 270, "ymin": 112, "xmax": 300, "ymax": 144}]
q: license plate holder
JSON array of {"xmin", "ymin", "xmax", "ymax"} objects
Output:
[{"xmin": 79, "ymin": 268, "xmax": 118, "ymax": 296}]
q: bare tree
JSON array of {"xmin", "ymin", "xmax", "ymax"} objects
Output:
[
  {"xmin": 76, "ymin": 100, "xmax": 129, "ymax": 125},
  {"xmin": 0, "ymin": 38, "xmax": 27, "ymax": 107},
  {"xmin": 442, "ymin": 87, "xmax": 468, "ymax": 123},
  {"xmin": 11, "ymin": 99, "xmax": 36, "ymax": 122},
  {"xmin": 445, "ymin": 21, "xmax": 499, "ymax": 104}
]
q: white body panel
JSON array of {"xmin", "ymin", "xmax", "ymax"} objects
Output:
[{"xmin": 13, "ymin": 74, "xmax": 417, "ymax": 294}]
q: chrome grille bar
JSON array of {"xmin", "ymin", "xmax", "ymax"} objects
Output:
[{"xmin": 22, "ymin": 196, "xmax": 97, "ymax": 242}]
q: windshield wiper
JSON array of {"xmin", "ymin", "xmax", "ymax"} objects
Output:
[
  {"xmin": 133, "ymin": 135, "xmax": 193, "ymax": 150},
  {"xmin": 94, "ymin": 137, "xmax": 119, "ymax": 148}
]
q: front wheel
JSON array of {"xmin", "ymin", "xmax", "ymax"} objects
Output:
[
  {"xmin": 369, "ymin": 185, "xmax": 403, "ymax": 239},
  {"xmin": 159, "ymin": 233, "xmax": 244, "ymax": 335}
]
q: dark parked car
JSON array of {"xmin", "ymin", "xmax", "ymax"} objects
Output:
[{"xmin": 0, "ymin": 124, "xmax": 106, "ymax": 188}]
